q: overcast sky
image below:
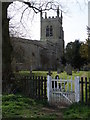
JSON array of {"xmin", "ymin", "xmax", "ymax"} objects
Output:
[
  {"xmin": 8, "ymin": 0, "xmax": 88, "ymax": 46},
  {"xmin": 63, "ymin": 1, "xmax": 88, "ymax": 45}
]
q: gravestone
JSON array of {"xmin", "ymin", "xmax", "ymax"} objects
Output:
[
  {"xmin": 65, "ymin": 64, "xmax": 72, "ymax": 75},
  {"xmin": 30, "ymin": 66, "xmax": 32, "ymax": 76},
  {"xmin": 57, "ymin": 63, "xmax": 64, "ymax": 74}
]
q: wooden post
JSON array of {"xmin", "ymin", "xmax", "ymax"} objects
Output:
[
  {"xmin": 38, "ymin": 76, "xmax": 40, "ymax": 100},
  {"xmin": 75, "ymin": 76, "xmax": 80, "ymax": 102},
  {"xmin": 28, "ymin": 77, "xmax": 30, "ymax": 96},
  {"xmin": 32, "ymin": 76, "xmax": 34, "ymax": 98},
  {"xmin": 81, "ymin": 77, "xmax": 84, "ymax": 102},
  {"xmin": 47, "ymin": 75, "xmax": 52, "ymax": 102},
  {"xmin": 89, "ymin": 78, "xmax": 90, "ymax": 101},
  {"xmin": 41, "ymin": 76, "xmax": 43, "ymax": 100},
  {"xmin": 44, "ymin": 77, "xmax": 47, "ymax": 99},
  {"xmin": 35, "ymin": 76, "xmax": 37, "ymax": 98},
  {"xmin": 85, "ymin": 77, "xmax": 87, "ymax": 103}
]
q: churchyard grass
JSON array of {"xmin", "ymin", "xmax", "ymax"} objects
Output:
[{"xmin": 17, "ymin": 70, "xmax": 89, "ymax": 79}]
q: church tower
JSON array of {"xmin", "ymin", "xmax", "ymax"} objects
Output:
[
  {"xmin": 39, "ymin": 7, "xmax": 65, "ymax": 70},
  {"xmin": 40, "ymin": 7, "xmax": 64, "ymax": 45}
]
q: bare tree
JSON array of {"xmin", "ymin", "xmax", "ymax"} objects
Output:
[
  {"xmin": 2, "ymin": 0, "xmax": 88, "ymax": 93},
  {"xmin": 2, "ymin": 0, "xmax": 65, "ymax": 93},
  {"xmin": 7, "ymin": 0, "xmax": 88, "ymax": 38},
  {"xmin": 8, "ymin": 0, "xmax": 67, "ymax": 38}
]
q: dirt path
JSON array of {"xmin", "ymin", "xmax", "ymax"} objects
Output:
[
  {"xmin": 41, "ymin": 104, "xmax": 68, "ymax": 119},
  {"xmin": 42, "ymin": 107, "xmax": 63, "ymax": 118}
]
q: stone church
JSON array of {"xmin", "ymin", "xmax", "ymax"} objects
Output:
[{"xmin": 11, "ymin": 7, "xmax": 64, "ymax": 71}]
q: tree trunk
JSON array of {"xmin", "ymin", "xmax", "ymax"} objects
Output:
[{"xmin": 2, "ymin": 2, "xmax": 13, "ymax": 93}]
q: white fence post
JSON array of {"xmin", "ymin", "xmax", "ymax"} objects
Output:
[
  {"xmin": 71, "ymin": 76, "xmax": 72, "ymax": 91},
  {"xmin": 47, "ymin": 75, "xmax": 52, "ymax": 102},
  {"xmin": 75, "ymin": 76, "xmax": 80, "ymax": 102}
]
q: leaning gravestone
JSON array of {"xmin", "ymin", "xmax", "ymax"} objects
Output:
[
  {"xmin": 65, "ymin": 64, "xmax": 72, "ymax": 75},
  {"xmin": 30, "ymin": 66, "xmax": 32, "ymax": 76}
]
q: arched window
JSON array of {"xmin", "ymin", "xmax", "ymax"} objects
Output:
[
  {"xmin": 50, "ymin": 25, "xmax": 53, "ymax": 36},
  {"xmin": 46, "ymin": 26, "xmax": 49, "ymax": 37},
  {"xmin": 46, "ymin": 25, "xmax": 53, "ymax": 37}
]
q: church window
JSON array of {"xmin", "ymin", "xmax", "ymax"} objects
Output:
[
  {"xmin": 46, "ymin": 25, "xmax": 53, "ymax": 37},
  {"xmin": 46, "ymin": 26, "xmax": 49, "ymax": 37},
  {"xmin": 50, "ymin": 26, "xmax": 53, "ymax": 36}
]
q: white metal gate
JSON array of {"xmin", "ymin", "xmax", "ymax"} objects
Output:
[{"xmin": 47, "ymin": 75, "xmax": 80, "ymax": 105}]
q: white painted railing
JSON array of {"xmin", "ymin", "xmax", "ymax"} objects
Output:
[{"xmin": 47, "ymin": 75, "xmax": 80, "ymax": 104}]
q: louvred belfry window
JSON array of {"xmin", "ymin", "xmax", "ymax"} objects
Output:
[
  {"xmin": 46, "ymin": 25, "xmax": 53, "ymax": 37},
  {"xmin": 46, "ymin": 26, "xmax": 49, "ymax": 37}
]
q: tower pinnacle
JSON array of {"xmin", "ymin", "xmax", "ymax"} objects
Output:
[
  {"xmin": 61, "ymin": 10, "xmax": 63, "ymax": 24},
  {"xmin": 57, "ymin": 6, "xmax": 59, "ymax": 17},
  {"xmin": 45, "ymin": 12, "xmax": 47, "ymax": 18}
]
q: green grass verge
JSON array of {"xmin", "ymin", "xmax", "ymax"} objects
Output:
[
  {"xmin": 63, "ymin": 102, "xmax": 90, "ymax": 119},
  {"xmin": 2, "ymin": 94, "xmax": 59, "ymax": 119},
  {"xmin": 2, "ymin": 94, "xmax": 90, "ymax": 119}
]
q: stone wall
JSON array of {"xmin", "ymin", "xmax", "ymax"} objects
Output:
[
  {"xmin": 11, "ymin": 37, "xmax": 63, "ymax": 71},
  {"xmin": 11, "ymin": 37, "xmax": 41, "ymax": 71}
]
